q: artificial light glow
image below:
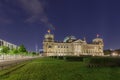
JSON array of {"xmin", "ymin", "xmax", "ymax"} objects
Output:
[{"xmin": 48, "ymin": 29, "xmax": 51, "ymax": 33}]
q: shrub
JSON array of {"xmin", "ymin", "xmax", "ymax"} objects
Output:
[
  {"xmin": 87, "ymin": 57, "xmax": 120, "ymax": 67},
  {"xmin": 64, "ymin": 56, "xmax": 84, "ymax": 61}
]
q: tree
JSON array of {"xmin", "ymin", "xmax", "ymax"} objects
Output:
[
  {"xmin": 18, "ymin": 45, "xmax": 27, "ymax": 53},
  {"xmin": 0, "ymin": 46, "xmax": 10, "ymax": 54},
  {"xmin": 31, "ymin": 52, "xmax": 38, "ymax": 55},
  {"xmin": 114, "ymin": 49, "xmax": 120, "ymax": 54},
  {"xmin": 104, "ymin": 49, "xmax": 112, "ymax": 55},
  {"xmin": 13, "ymin": 49, "xmax": 19, "ymax": 54},
  {"xmin": 11, "ymin": 48, "xmax": 19, "ymax": 54}
]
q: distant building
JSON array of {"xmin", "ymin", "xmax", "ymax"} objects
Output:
[
  {"xmin": 111, "ymin": 49, "xmax": 120, "ymax": 56},
  {"xmin": 43, "ymin": 30, "xmax": 104, "ymax": 56},
  {"xmin": 111, "ymin": 51, "xmax": 119, "ymax": 56},
  {"xmin": 0, "ymin": 39, "xmax": 18, "ymax": 49}
]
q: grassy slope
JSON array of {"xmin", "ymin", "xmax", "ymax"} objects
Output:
[{"xmin": 0, "ymin": 58, "xmax": 120, "ymax": 80}]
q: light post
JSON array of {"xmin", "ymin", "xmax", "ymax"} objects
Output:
[
  {"xmin": 2, "ymin": 52, "xmax": 4, "ymax": 60},
  {"xmin": 0, "ymin": 48, "xmax": 4, "ymax": 60},
  {"xmin": 0, "ymin": 48, "xmax": 2, "ymax": 60}
]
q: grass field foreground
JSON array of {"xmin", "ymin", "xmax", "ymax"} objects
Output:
[{"xmin": 0, "ymin": 58, "xmax": 120, "ymax": 80}]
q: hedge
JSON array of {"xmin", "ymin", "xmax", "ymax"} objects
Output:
[{"xmin": 87, "ymin": 57, "xmax": 120, "ymax": 67}]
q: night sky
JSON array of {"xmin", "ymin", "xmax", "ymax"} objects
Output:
[{"xmin": 0, "ymin": 0, "xmax": 120, "ymax": 51}]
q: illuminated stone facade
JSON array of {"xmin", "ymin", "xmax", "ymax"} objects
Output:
[
  {"xmin": 43, "ymin": 31, "xmax": 104, "ymax": 56},
  {"xmin": 0, "ymin": 39, "xmax": 18, "ymax": 49}
]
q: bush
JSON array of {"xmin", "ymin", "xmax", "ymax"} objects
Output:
[
  {"xmin": 64, "ymin": 56, "xmax": 84, "ymax": 61},
  {"xmin": 58, "ymin": 56, "xmax": 64, "ymax": 60},
  {"xmin": 87, "ymin": 57, "xmax": 120, "ymax": 67},
  {"xmin": 50, "ymin": 55, "xmax": 92, "ymax": 61},
  {"xmin": 49, "ymin": 56, "xmax": 65, "ymax": 60}
]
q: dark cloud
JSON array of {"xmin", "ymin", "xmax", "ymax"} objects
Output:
[
  {"xmin": 19, "ymin": 0, "xmax": 44, "ymax": 15},
  {"xmin": 0, "ymin": 0, "xmax": 48, "ymax": 24},
  {"xmin": 18, "ymin": 0, "xmax": 48, "ymax": 23}
]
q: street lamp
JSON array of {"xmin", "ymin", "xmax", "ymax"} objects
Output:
[
  {"xmin": 0, "ymin": 48, "xmax": 4, "ymax": 60},
  {"xmin": 0, "ymin": 48, "xmax": 2, "ymax": 60}
]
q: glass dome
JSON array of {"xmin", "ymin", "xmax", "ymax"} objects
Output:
[
  {"xmin": 93, "ymin": 38, "xmax": 103, "ymax": 42},
  {"xmin": 93, "ymin": 38, "xmax": 103, "ymax": 44},
  {"xmin": 63, "ymin": 36, "xmax": 77, "ymax": 42}
]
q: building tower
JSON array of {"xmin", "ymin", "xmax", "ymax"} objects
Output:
[
  {"xmin": 92, "ymin": 35, "xmax": 104, "ymax": 55},
  {"xmin": 43, "ymin": 30, "xmax": 54, "ymax": 56}
]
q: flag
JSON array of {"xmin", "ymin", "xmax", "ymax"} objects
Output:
[
  {"xmin": 97, "ymin": 34, "xmax": 99, "ymax": 37},
  {"xmin": 48, "ymin": 29, "xmax": 51, "ymax": 33}
]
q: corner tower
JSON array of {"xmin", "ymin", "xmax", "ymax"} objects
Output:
[
  {"xmin": 92, "ymin": 35, "xmax": 104, "ymax": 55},
  {"xmin": 43, "ymin": 30, "xmax": 54, "ymax": 56}
]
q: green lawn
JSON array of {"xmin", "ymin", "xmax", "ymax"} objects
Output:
[{"xmin": 0, "ymin": 58, "xmax": 120, "ymax": 80}]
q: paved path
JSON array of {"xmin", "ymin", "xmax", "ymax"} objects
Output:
[{"xmin": 0, "ymin": 56, "xmax": 41, "ymax": 70}]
